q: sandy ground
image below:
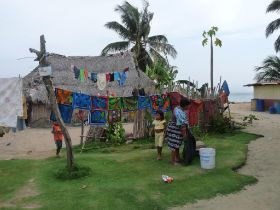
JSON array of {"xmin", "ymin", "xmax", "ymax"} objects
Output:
[
  {"xmin": 173, "ymin": 103, "xmax": 280, "ymax": 210},
  {"xmin": 0, "ymin": 123, "xmax": 133, "ymax": 160}
]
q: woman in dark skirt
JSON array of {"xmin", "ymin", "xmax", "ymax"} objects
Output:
[{"xmin": 166, "ymin": 98, "xmax": 190, "ymax": 165}]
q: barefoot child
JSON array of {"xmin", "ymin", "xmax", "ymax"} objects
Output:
[
  {"xmin": 152, "ymin": 110, "xmax": 166, "ymax": 160},
  {"xmin": 52, "ymin": 122, "xmax": 63, "ymax": 157}
]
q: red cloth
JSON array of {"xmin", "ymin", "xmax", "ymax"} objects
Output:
[
  {"xmin": 84, "ymin": 68, "xmax": 88, "ymax": 80},
  {"xmin": 106, "ymin": 73, "xmax": 110, "ymax": 81},
  {"xmin": 219, "ymin": 92, "xmax": 228, "ymax": 104},
  {"xmin": 169, "ymin": 92, "xmax": 183, "ymax": 110},
  {"xmin": 188, "ymin": 100, "xmax": 204, "ymax": 126}
]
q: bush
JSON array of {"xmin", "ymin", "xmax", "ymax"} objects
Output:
[
  {"xmin": 54, "ymin": 164, "xmax": 92, "ymax": 180},
  {"xmin": 105, "ymin": 122, "xmax": 125, "ymax": 144},
  {"xmin": 208, "ymin": 114, "xmax": 233, "ymax": 134}
]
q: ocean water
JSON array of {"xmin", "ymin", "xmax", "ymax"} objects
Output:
[{"xmin": 229, "ymin": 93, "xmax": 253, "ymax": 102}]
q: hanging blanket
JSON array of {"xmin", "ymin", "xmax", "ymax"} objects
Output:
[
  {"xmin": 56, "ymin": 88, "xmax": 73, "ymax": 106},
  {"xmin": 108, "ymin": 97, "xmax": 122, "ymax": 110},
  {"xmin": 122, "ymin": 96, "xmax": 138, "ymax": 111},
  {"xmin": 72, "ymin": 93, "xmax": 91, "ymax": 110},
  {"xmin": 92, "ymin": 96, "xmax": 108, "ymax": 110},
  {"xmin": 50, "ymin": 104, "xmax": 73, "ymax": 124},
  {"xmin": 150, "ymin": 95, "xmax": 163, "ymax": 114},
  {"xmin": 138, "ymin": 96, "xmax": 151, "ymax": 110},
  {"xmin": 108, "ymin": 110, "xmax": 121, "ymax": 123},
  {"xmin": 90, "ymin": 110, "xmax": 107, "ymax": 125},
  {"xmin": 161, "ymin": 93, "xmax": 171, "ymax": 112},
  {"xmin": 169, "ymin": 92, "xmax": 183, "ymax": 110},
  {"xmin": 0, "ymin": 77, "xmax": 23, "ymax": 128},
  {"xmin": 188, "ymin": 100, "xmax": 203, "ymax": 126}
]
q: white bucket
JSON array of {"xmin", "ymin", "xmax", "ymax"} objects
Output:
[{"xmin": 199, "ymin": 148, "xmax": 216, "ymax": 169}]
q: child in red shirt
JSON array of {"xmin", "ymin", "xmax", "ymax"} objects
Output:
[{"xmin": 52, "ymin": 122, "xmax": 63, "ymax": 157}]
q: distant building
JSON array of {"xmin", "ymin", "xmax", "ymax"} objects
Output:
[{"xmin": 244, "ymin": 82, "xmax": 280, "ymax": 111}]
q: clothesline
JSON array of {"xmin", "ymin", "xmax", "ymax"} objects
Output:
[{"xmin": 71, "ymin": 65, "xmax": 129, "ymax": 90}]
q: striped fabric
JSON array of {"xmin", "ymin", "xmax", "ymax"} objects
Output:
[{"xmin": 166, "ymin": 121, "xmax": 183, "ymax": 151}]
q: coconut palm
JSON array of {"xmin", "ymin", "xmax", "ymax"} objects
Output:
[
  {"xmin": 266, "ymin": 0, "xmax": 280, "ymax": 52},
  {"xmin": 101, "ymin": 1, "xmax": 177, "ymax": 71},
  {"xmin": 202, "ymin": 26, "xmax": 222, "ymax": 93},
  {"xmin": 255, "ymin": 56, "xmax": 280, "ymax": 82}
]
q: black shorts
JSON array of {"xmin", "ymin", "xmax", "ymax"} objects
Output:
[{"xmin": 55, "ymin": 141, "xmax": 62, "ymax": 148}]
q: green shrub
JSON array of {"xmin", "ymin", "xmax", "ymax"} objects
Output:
[
  {"xmin": 105, "ymin": 122, "xmax": 125, "ymax": 144},
  {"xmin": 208, "ymin": 114, "xmax": 232, "ymax": 134},
  {"xmin": 54, "ymin": 164, "xmax": 92, "ymax": 180}
]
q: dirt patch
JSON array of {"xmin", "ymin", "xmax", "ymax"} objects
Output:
[{"xmin": 0, "ymin": 178, "xmax": 42, "ymax": 209}]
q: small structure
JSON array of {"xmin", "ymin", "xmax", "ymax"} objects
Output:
[
  {"xmin": 244, "ymin": 81, "xmax": 280, "ymax": 111},
  {"xmin": 23, "ymin": 51, "xmax": 155, "ymax": 127}
]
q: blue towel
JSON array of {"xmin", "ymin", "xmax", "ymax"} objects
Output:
[
  {"xmin": 119, "ymin": 71, "xmax": 127, "ymax": 86},
  {"xmin": 72, "ymin": 93, "xmax": 91, "ymax": 110},
  {"xmin": 222, "ymin": 80, "xmax": 230, "ymax": 96},
  {"xmin": 50, "ymin": 105, "xmax": 73, "ymax": 124},
  {"xmin": 114, "ymin": 72, "xmax": 121, "ymax": 81}
]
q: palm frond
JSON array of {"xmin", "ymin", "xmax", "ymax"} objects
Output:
[
  {"xmin": 254, "ymin": 56, "xmax": 280, "ymax": 82},
  {"xmin": 266, "ymin": 0, "xmax": 280, "ymax": 13},
  {"xmin": 148, "ymin": 41, "xmax": 177, "ymax": 58},
  {"xmin": 214, "ymin": 38, "xmax": 222, "ymax": 47},
  {"xmin": 266, "ymin": 18, "xmax": 280, "ymax": 37},
  {"xmin": 105, "ymin": 21, "xmax": 131, "ymax": 40},
  {"xmin": 148, "ymin": 35, "xmax": 168, "ymax": 43},
  {"xmin": 274, "ymin": 35, "xmax": 280, "ymax": 52},
  {"xmin": 202, "ymin": 38, "xmax": 208, "ymax": 46},
  {"xmin": 140, "ymin": 1, "xmax": 154, "ymax": 39},
  {"xmin": 115, "ymin": 1, "xmax": 140, "ymax": 36},
  {"xmin": 148, "ymin": 47, "xmax": 167, "ymax": 64},
  {"xmin": 101, "ymin": 41, "xmax": 130, "ymax": 55}
]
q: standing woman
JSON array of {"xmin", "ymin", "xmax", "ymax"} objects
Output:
[{"xmin": 166, "ymin": 98, "xmax": 190, "ymax": 165}]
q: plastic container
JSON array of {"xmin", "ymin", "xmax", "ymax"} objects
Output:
[
  {"xmin": 269, "ymin": 106, "xmax": 276, "ymax": 114},
  {"xmin": 251, "ymin": 99, "xmax": 257, "ymax": 111},
  {"xmin": 199, "ymin": 148, "xmax": 216, "ymax": 169},
  {"xmin": 274, "ymin": 102, "xmax": 280, "ymax": 114},
  {"xmin": 256, "ymin": 99, "xmax": 265, "ymax": 112}
]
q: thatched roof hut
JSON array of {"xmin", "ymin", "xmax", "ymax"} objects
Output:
[
  {"xmin": 23, "ymin": 51, "xmax": 155, "ymax": 127},
  {"xmin": 24, "ymin": 51, "xmax": 155, "ymax": 102}
]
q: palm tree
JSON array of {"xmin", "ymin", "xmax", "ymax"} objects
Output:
[
  {"xmin": 101, "ymin": 1, "xmax": 177, "ymax": 71},
  {"xmin": 255, "ymin": 56, "xmax": 280, "ymax": 82},
  {"xmin": 202, "ymin": 26, "xmax": 222, "ymax": 93},
  {"xmin": 266, "ymin": 0, "xmax": 280, "ymax": 52}
]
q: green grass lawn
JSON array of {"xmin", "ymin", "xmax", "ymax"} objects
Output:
[{"xmin": 0, "ymin": 131, "xmax": 259, "ymax": 210}]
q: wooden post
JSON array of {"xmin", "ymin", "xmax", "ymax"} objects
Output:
[{"xmin": 30, "ymin": 35, "xmax": 74, "ymax": 169}]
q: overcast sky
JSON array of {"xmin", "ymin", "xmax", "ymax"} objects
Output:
[{"xmin": 0, "ymin": 0, "xmax": 277, "ymax": 93}]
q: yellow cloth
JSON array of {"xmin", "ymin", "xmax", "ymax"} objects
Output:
[
  {"xmin": 155, "ymin": 132, "xmax": 164, "ymax": 147},
  {"xmin": 153, "ymin": 120, "xmax": 166, "ymax": 130}
]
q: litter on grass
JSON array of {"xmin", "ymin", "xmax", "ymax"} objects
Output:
[{"xmin": 162, "ymin": 175, "xmax": 173, "ymax": 183}]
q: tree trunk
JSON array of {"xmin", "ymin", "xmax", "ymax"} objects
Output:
[
  {"xmin": 43, "ymin": 77, "xmax": 74, "ymax": 169},
  {"xmin": 30, "ymin": 35, "xmax": 74, "ymax": 170},
  {"xmin": 210, "ymin": 37, "xmax": 214, "ymax": 94}
]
